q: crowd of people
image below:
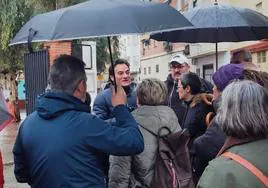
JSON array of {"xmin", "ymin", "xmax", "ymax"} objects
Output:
[{"xmin": 11, "ymin": 49, "xmax": 268, "ymax": 188}]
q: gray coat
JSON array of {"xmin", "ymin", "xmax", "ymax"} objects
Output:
[{"xmin": 109, "ymin": 105, "xmax": 181, "ymax": 188}]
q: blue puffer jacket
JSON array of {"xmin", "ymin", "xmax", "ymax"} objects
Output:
[
  {"xmin": 13, "ymin": 92, "xmax": 144, "ymax": 188},
  {"xmin": 93, "ymin": 85, "xmax": 137, "ymax": 123}
]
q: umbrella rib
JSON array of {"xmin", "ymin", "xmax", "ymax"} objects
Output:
[
  {"xmin": 234, "ymin": 7, "xmax": 251, "ymax": 26},
  {"xmin": 51, "ymin": 9, "xmax": 69, "ymax": 40}
]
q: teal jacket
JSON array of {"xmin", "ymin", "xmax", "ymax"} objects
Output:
[{"xmin": 197, "ymin": 138, "xmax": 268, "ymax": 188}]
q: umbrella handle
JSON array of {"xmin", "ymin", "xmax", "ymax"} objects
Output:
[
  {"xmin": 107, "ymin": 37, "xmax": 117, "ymax": 92},
  {"xmin": 27, "ymin": 28, "xmax": 37, "ymax": 53}
]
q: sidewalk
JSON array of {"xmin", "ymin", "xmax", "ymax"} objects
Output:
[{"xmin": 0, "ymin": 109, "xmax": 29, "ymax": 188}]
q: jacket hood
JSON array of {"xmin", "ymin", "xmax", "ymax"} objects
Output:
[
  {"xmin": 36, "ymin": 92, "xmax": 89, "ymax": 119},
  {"xmin": 132, "ymin": 105, "xmax": 181, "ymax": 134}
]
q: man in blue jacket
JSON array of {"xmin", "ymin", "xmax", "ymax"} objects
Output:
[
  {"xmin": 13, "ymin": 55, "xmax": 144, "ymax": 188},
  {"xmin": 93, "ymin": 59, "xmax": 137, "ymax": 123}
]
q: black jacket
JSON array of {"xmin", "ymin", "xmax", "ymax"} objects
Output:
[
  {"xmin": 165, "ymin": 74, "xmax": 213, "ymax": 125},
  {"xmin": 191, "ymin": 97, "xmax": 225, "ymax": 184},
  {"xmin": 165, "ymin": 74, "xmax": 186, "ymax": 125},
  {"xmin": 181, "ymin": 96, "xmax": 212, "ymax": 140}
]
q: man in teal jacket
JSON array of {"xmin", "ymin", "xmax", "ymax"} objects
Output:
[{"xmin": 13, "ymin": 55, "xmax": 144, "ymax": 188}]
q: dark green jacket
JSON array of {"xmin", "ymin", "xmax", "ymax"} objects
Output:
[{"xmin": 197, "ymin": 138, "xmax": 268, "ymax": 188}]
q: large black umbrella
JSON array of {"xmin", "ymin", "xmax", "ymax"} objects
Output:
[
  {"xmin": 10, "ymin": 0, "xmax": 192, "ymax": 88},
  {"xmin": 10, "ymin": 0, "xmax": 192, "ymax": 44},
  {"xmin": 151, "ymin": 2, "xmax": 268, "ymax": 69}
]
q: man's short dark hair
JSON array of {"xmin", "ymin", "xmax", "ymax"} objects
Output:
[
  {"xmin": 180, "ymin": 72, "xmax": 201, "ymax": 95},
  {"xmin": 231, "ymin": 49, "xmax": 252, "ymax": 64},
  {"xmin": 48, "ymin": 55, "xmax": 86, "ymax": 94},
  {"xmin": 108, "ymin": 59, "xmax": 130, "ymax": 82}
]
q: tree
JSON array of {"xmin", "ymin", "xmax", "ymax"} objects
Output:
[
  {"xmin": 95, "ymin": 38, "xmax": 109, "ymax": 74},
  {"xmin": 26, "ymin": 0, "xmax": 87, "ymax": 12},
  {"xmin": 0, "ymin": 0, "xmax": 33, "ymax": 73},
  {"xmin": 95, "ymin": 37, "xmax": 121, "ymax": 74}
]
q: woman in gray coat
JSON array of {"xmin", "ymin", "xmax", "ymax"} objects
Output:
[{"xmin": 109, "ymin": 78, "xmax": 181, "ymax": 188}]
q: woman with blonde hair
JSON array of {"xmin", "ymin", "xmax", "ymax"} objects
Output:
[
  {"xmin": 197, "ymin": 80, "xmax": 268, "ymax": 188},
  {"xmin": 109, "ymin": 78, "xmax": 181, "ymax": 188}
]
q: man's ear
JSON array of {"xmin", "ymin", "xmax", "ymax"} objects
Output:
[
  {"xmin": 186, "ymin": 85, "xmax": 191, "ymax": 93},
  {"xmin": 76, "ymin": 80, "xmax": 86, "ymax": 93}
]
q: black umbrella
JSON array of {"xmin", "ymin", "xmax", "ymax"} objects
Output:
[
  {"xmin": 10, "ymin": 0, "xmax": 192, "ymax": 88},
  {"xmin": 151, "ymin": 2, "xmax": 268, "ymax": 69}
]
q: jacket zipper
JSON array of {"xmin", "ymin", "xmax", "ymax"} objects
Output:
[{"xmin": 168, "ymin": 80, "xmax": 176, "ymax": 107}]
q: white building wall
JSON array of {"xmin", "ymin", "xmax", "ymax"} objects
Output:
[
  {"xmin": 194, "ymin": 51, "xmax": 231, "ymax": 81},
  {"xmin": 119, "ymin": 35, "xmax": 140, "ymax": 73},
  {"xmin": 140, "ymin": 53, "xmax": 196, "ymax": 82},
  {"xmin": 82, "ymin": 41, "xmax": 97, "ymax": 106}
]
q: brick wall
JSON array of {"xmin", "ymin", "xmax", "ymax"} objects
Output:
[{"xmin": 44, "ymin": 41, "xmax": 72, "ymax": 65}]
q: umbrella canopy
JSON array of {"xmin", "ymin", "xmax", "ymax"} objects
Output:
[
  {"xmin": 151, "ymin": 3, "xmax": 268, "ymax": 69},
  {"xmin": 151, "ymin": 4, "xmax": 268, "ymax": 43},
  {"xmin": 10, "ymin": 0, "xmax": 192, "ymax": 45}
]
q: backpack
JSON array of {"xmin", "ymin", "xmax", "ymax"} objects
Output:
[{"xmin": 139, "ymin": 125, "xmax": 195, "ymax": 188}]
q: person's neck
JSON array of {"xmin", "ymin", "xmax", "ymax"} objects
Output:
[{"xmin": 184, "ymin": 94, "xmax": 194, "ymax": 102}]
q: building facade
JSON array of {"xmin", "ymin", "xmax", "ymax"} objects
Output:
[
  {"xmin": 140, "ymin": 0, "xmax": 193, "ymax": 82},
  {"xmin": 119, "ymin": 35, "xmax": 141, "ymax": 83},
  {"xmin": 140, "ymin": 0, "xmax": 268, "ymax": 83}
]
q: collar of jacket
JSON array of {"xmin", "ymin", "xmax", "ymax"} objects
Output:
[
  {"xmin": 216, "ymin": 136, "xmax": 259, "ymax": 157},
  {"xmin": 36, "ymin": 91, "xmax": 90, "ymax": 119},
  {"xmin": 182, "ymin": 94, "xmax": 201, "ymax": 108},
  {"xmin": 166, "ymin": 74, "xmax": 176, "ymax": 85}
]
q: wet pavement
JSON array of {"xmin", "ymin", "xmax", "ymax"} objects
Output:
[{"xmin": 0, "ymin": 110, "xmax": 29, "ymax": 188}]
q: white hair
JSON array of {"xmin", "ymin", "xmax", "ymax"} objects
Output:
[{"xmin": 216, "ymin": 80, "xmax": 268, "ymax": 139}]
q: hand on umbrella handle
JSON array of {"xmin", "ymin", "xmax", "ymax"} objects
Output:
[{"xmin": 111, "ymin": 85, "xmax": 126, "ymax": 107}]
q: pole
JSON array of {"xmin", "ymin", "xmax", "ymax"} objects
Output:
[
  {"xmin": 107, "ymin": 36, "xmax": 117, "ymax": 92},
  {"xmin": 216, "ymin": 42, "xmax": 218, "ymax": 70}
]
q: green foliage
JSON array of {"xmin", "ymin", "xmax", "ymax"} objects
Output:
[
  {"xmin": 95, "ymin": 38, "xmax": 109, "ymax": 74},
  {"xmin": 0, "ymin": 0, "xmax": 120, "ymax": 74},
  {"xmin": 111, "ymin": 36, "xmax": 120, "ymax": 60},
  {"xmin": 95, "ymin": 37, "xmax": 121, "ymax": 74},
  {"xmin": 0, "ymin": 0, "xmax": 33, "ymax": 73},
  {"xmin": 27, "ymin": 0, "xmax": 87, "ymax": 12}
]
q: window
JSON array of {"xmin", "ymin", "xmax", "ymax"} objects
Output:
[
  {"xmin": 203, "ymin": 64, "xmax": 214, "ymax": 82},
  {"xmin": 257, "ymin": 51, "xmax": 266, "ymax": 63},
  {"xmin": 148, "ymin": 67, "xmax": 151, "ymax": 74},
  {"xmin": 156, "ymin": 64, "xmax": 159, "ymax": 73},
  {"xmin": 144, "ymin": 67, "xmax": 147, "ymax": 75},
  {"xmin": 256, "ymin": 2, "xmax": 263, "ymax": 13}
]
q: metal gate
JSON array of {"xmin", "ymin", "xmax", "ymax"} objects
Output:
[{"xmin": 24, "ymin": 50, "xmax": 49, "ymax": 115}]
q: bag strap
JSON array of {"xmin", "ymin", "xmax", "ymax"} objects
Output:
[
  {"xmin": 221, "ymin": 152, "xmax": 268, "ymax": 187},
  {"xmin": 138, "ymin": 124, "xmax": 172, "ymax": 138},
  {"xmin": 138, "ymin": 123, "xmax": 157, "ymax": 137}
]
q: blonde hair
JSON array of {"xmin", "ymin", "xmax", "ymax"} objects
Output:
[{"xmin": 136, "ymin": 78, "xmax": 168, "ymax": 106}]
